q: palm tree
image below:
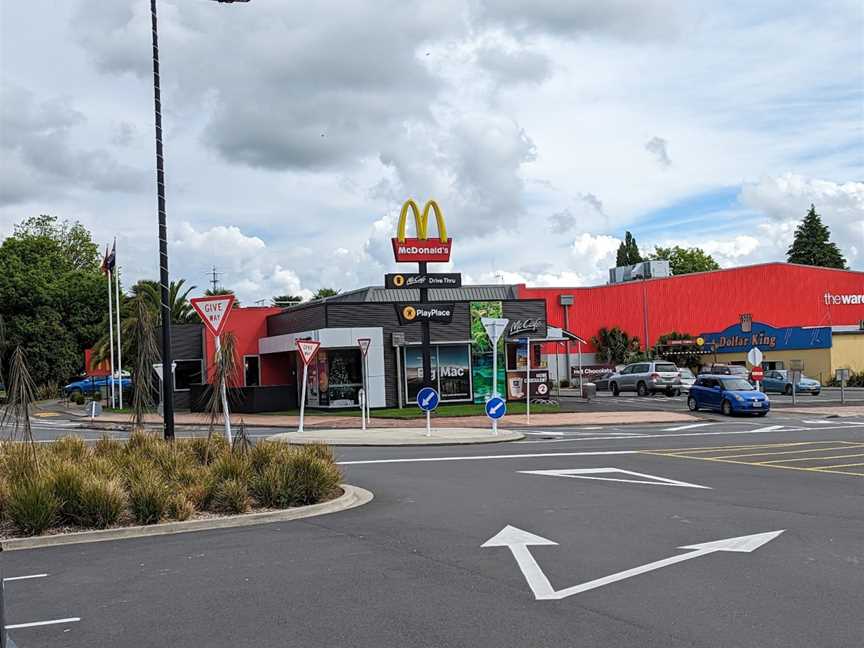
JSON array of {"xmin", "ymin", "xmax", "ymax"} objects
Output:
[
  {"xmin": 133, "ymin": 279, "xmax": 196, "ymax": 324},
  {"xmin": 591, "ymin": 327, "xmax": 640, "ymax": 365},
  {"xmin": 204, "ymin": 287, "xmax": 240, "ymax": 307}
]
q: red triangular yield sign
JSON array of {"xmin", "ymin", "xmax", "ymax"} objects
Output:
[
  {"xmin": 357, "ymin": 338, "xmax": 371, "ymax": 357},
  {"xmin": 296, "ymin": 339, "xmax": 321, "ymax": 366},
  {"xmin": 191, "ymin": 295, "xmax": 235, "ymax": 337}
]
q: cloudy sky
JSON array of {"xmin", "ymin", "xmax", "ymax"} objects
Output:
[{"xmin": 1, "ymin": 1, "xmax": 862, "ymax": 303}]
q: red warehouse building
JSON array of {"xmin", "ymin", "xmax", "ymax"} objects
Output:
[{"xmin": 518, "ymin": 263, "xmax": 864, "ymax": 384}]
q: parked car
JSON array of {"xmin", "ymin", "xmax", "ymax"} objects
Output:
[
  {"xmin": 594, "ymin": 372, "xmax": 615, "ymax": 391},
  {"xmin": 64, "ymin": 375, "xmax": 132, "ymax": 398},
  {"xmin": 688, "ymin": 375, "xmax": 770, "ymax": 416},
  {"xmin": 609, "ymin": 361, "xmax": 682, "ymax": 396},
  {"xmin": 700, "ymin": 363, "xmax": 749, "ymax": 377},
  {"xmin": 761, "ymin": 370, "xmax": 821, "ymax": 396},
  {"xmin": 678, "ymin": 367, "xmax": 696, "ymax": 393}
]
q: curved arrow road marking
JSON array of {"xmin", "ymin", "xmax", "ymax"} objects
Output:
[{"xmin": 482, "ymin": 525, "xmax": 784, "ymax": 600}]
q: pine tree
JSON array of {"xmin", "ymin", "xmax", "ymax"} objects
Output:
[
  {"xmin": 616, "ymin": 231, "xmax": 642, "ymax": 266},
  {"xmin": 786, "ymin": 204, "xmax": 847, "ymax": 269}
]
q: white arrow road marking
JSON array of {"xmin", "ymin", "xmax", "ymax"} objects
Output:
[
  {"xmin": 519, "ymin": 467, "xmax": 711, "ymax": 489},
  {"xmin": 5, "ymin": 617, "xmax": 80, "ymax": 630},
  {"xmin": 661, "ymin": 423, "xmax": 716, "ymax": 432},
  {"xmin": 482, "ymin": 526, "xmax": 784, "ymax": 600},
  {"xmin": 801, "ymin": 419, "xmax": 834, "ymax": 425},
  {"xmin": 523, "ymin": 431, "xmax": 565, "ymax": 436},
  {"xmin": 3, "ymin": 574, "xmax": 48, "ymax": 582}
]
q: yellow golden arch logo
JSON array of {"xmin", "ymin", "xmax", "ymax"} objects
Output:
[{"xmin": 396, "ymin": 199, "xmax": 448, "ymax": 243}]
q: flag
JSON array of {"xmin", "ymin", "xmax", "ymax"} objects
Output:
[
  {"xmin": 100, "ymin": 245, "xmax": 110, "ymax": 275},
  {"xmin": 106, "ymin": 240, "xmax": 116, "ymax": 272}
]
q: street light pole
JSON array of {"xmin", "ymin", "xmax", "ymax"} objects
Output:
[
  {"xmin": 148, "ymin": 0, "xmax": 250, "ymax": 441},
  {"xmin": 150, "ymin": 0, "xmax": 174, "ymax": 440}
]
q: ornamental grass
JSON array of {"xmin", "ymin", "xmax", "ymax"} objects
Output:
[{"xmin": 0, "ymin": 434, "xmax": 342, "ymax": 537}]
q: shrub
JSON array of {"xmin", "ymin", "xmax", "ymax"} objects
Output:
[
  {"xmin": 94, "ymin": 435, "xmax": 123, "ymax": 460},
  {"xmin": 50, "ymin": 436, "xmax": 87, "ymax": 463},
  {"xmin": 0, "ymin": 476, "xmax": 9, "ymax": 518},
  {"xmin": 167, "ymin": 493, "xmax": 195, "ymax": 521},
  {"xmin": 299, "ymin": 442, "xmax": 335, "ymax": 464},
  {"xmin": 211, "ymin": 478, "xmax": 250, "ymax": 514},
  {"xmin": 252, "ymin": 454, "xmax": 341, "ymax": 508},
  {"xmin": 127, "ymin": 430, "xmax": 162, "ymax": 456},
  {"xmin": 1, "ymin": 442, "xmax": 39, "ymax": 484},
  {"xmin": 209, "ymin": 452, "xmax": 251, "ymax": 485},
  {"xmin": 185, "ymin": 435, "xmax": 229, "ymax": 465},
  {"xmin": 50, "ymin": 461, "xmax": 87, "ymax": 524},
  {"xmin": 79, "ymin": 477, "xmax": 126, "ymax": 528},
  {"xmin": 128, "ymin": 468, "xmax": 170, "ymax": 525},
  {"xmin": 248, "ymin": 441, "xmax": 286, "ymax": 475},
  {"xmin": 73, "ymin": 393, "xmax": 86, "ymax": 405},
  {"xmin": 6, "ymin": 477, "xmax": 60, "ymax": 535}
]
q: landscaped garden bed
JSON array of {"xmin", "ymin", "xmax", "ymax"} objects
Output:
[{"xmin": 0, "ymin": 432, "xmax": 343, "ymax": 540}]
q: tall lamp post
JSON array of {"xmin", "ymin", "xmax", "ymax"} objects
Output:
[{"xmin": 149, "ymin": 0, "xmax": 249, "ymax": 440}]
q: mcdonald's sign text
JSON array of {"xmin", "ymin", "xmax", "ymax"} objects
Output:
[{"xmin": 391, "ymin": 198, "xmax": 453, "ymax": 262}]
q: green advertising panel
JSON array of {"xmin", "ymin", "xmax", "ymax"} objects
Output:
[{"xmin": 470, "ymin": 301, "xmax": 506, "ymax": 403}]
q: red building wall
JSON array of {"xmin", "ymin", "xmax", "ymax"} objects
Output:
[
  {"xmin": 518, "ymin": 263, "xmax": 864, "ymax": 353},
  {"xmin": 202, "ymin": 306, "xmax": 283, "ymax": 386}
]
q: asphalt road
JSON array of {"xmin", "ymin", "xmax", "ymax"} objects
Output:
[{"xmin": 4, "ymin": 412, "xmax": 864, "ymax": 648}]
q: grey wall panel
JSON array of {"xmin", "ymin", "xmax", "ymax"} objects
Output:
[
  {"xmin": 503, "ymin": 300, "xmax": 548, "ymax": 338},
  {"xmin": 171, "ymin": 324, "xmax": 203, "ymax": 360},
  {"xmin": 266, "ymin": 305, "xmax": 326, "ymax": 336}
]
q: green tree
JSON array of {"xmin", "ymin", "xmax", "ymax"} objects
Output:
[
  {"xmin": 204, "ymin": 287, "xmax": 240, "ymax": 307},
  {"xmin": 312, "ymin": 288, "xmax": 339, "ymax": 300},
  {"xmin": 649, "ymin": 246, "xmax": 719, "ymax": 275},
  {"xmin": 272, "ymin": 295, "xmax": 303, "ymax": 306},
  {"xmin": 0, "ymin": 216, "xmax": 105, "ymax": 386},
  {"xmin": 591, "ymin": 327, "xmax": 641, "ymax": 365},
  {"xmin": 616, "ymin": 231, "xmax": 642, "ymax": 267},
  {"xmin": 786, "ymin": 204, "xmax": 847, "ymax": 269}
]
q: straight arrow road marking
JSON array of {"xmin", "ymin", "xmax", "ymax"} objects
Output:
[
  {"xmin": 519, "ymin": 467, "xmax": 711, "ymax": 489},
  {"xmin": 482, "ymin": 526, "xmax": 784, "ymax": 600}
]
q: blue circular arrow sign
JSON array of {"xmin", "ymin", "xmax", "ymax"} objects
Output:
[
  {"xmin": 485, "ymin": 396, "xmax": 507, "ymax": 420},
  {"xmin": 417, "ymin": 387, "xmax": 440, "ymax": 412}
]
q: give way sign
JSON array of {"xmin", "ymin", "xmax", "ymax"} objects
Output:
[
  {"xmin": 296, "ymin": 339, "xmax": 321, "ymax": 366},
  {"xmin": 191, "ymin": 295, "xmax": 235, "ymax": 337}
]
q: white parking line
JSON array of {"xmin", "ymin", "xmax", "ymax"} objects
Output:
[
  {"xmin": 523, "ymin": 431, "xmax": 565, "ymax": 436},
  {"xmin": 3, "ymin": 574, "xmax": 48, "ymax": 582},
  {"xmin": 339, "ymin": 450, "xmax": 637, "ymax": 465},
  {"xmin": 5, "ymin": 617, "xmax": 80, "ymax": 630}
]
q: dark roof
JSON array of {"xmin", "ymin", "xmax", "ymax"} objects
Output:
[{"xmin": 303, "ymin": 284, "xmax": 519, "ymax": 305}]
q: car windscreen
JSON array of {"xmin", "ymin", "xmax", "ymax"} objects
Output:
[
  {"xmin": 729, "ymin": 366, "xmax": 749, "ymax": 375},
  {"xmin": 680, "ymin": 369, "xmax": 694, "ymax": 379},
  {"xmin": 655, "ymin": 363, "xmax": 678, "ymax": 373},
  {"xmin": 722, "ymin": 378, "xmax": 754, "ymax": 391}
]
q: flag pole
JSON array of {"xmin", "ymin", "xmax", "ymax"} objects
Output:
[
  {"xmin": 114, "ymin": 243, "xmax": 124, "ymax": 409},
  {"xmin": 107, "ymin": 268, "xmax": 116, "ymax": 408}
]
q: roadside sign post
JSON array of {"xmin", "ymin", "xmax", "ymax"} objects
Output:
[
  {"xmin": 836, "ymin": 368, "xmax": 849, "ymax": 405},
  {"xmin": 485, "ymin": 395, "xmax": 507, "ymax": 436},
  {"xmin": 358, "ymin": 338, "xmax": 372, "ymax": 426},
  {"xmin": 747, "ymin": 347, "xmax": 764, "ymax": 392},
  {"xmin": 359, "ymin": 389, "xmax": 366, "ymax": 431},
  {"xmin": 417, "ymin": 386, "xmax": 439, "ymax": 437},
  {"xmin": 191, "ymin": 295, "xmax": 235, "ymax": 444},
  {"xmin": 481, "ymin": 317, "xmax": 509, "ymax": 399},
  {"xmin": 296, "ymin": 340, "xmax": 321, "ymax": 434},
  {"xmin": 524, "ymin": 337, "xmax": 531, "ymax": 425}
]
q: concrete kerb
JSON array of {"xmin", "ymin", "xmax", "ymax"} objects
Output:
[
  {"xmin": 268, "ymin": 428, "xmax": 525, "ymax": 446},
  {"xmin": 0, "ymin": 484, "xmax": 372, "ymax": 552}
]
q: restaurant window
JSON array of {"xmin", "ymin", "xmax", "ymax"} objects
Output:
[
  {"xmin": 404, "ymin": 344, "xmax": 472, "ymax": 403},
  {"xmin": 324, "ymin": 349, "xmax": 364, "ymax": 406},
  {"xmin": 244, "ymin": 355, "xmax": 260, "ymax": 387},
  {"xmin": 174, "ymin": 359, "xmax": 202, "ymax": 391},
  {"xmin": 505, "ymin": 340, "xmax": 544, "ymax": 371}
]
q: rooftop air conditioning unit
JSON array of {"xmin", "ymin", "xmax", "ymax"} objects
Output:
[{"xmin": 608, "ymin": 260, "xmax": 671, "ymax": 284}]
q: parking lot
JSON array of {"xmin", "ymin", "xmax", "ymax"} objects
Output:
[{"xmin": 4, "ymin": 412, "xmax": 864, "ymax": 648}]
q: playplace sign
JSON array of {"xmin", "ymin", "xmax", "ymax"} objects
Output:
[
  {"xmin": 391, "ymin": 199, "xmax": 452, "ymax": 262},
  {"xmin": 699, "ymin": 321, "xmax": 831, "ymax": 353}
]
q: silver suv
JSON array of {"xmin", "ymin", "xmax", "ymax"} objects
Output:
[{"xmin": 610, "ymin": 361, "xmax": 682, "ymax": 397}]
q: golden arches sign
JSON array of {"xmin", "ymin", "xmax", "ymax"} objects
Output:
[
  {"xmin": 391, "ymin": 198, "xmax": 453, "ymax": 263},
  {"xmin": 396, "ymin": 199, "xmax": 448, "ymax": 243}
]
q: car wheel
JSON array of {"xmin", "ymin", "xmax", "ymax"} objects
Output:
[
  {"xmin": 721, "ymin": 400, "xmax": 733, "ymax": 416},
  {"xmin": 664, "ymin": 388, "xmax": 675, "ymax": 397},
  {"xmin": 611, "ymin": 382, "xmax": 620, "ymax": 396},
  {"xmin": 675, "ymin": 389, "xmax": 682, "ymax": 397},
  {"xmin": 784, "ymin": 385, "xmax": 793, "ymax": 396},
  {"xmin": 687, "ymin": 396, "xmax": 699, "ymax": 411},
  {"xmin": 637, "ymin": 382, "xmax": 648, "ymax": 397},
  {"xmin": 811, "ymin": 391, "xmax": 820, "ymax": 396}
]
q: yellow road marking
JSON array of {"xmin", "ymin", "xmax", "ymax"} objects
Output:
[
  {"xmin": 646, "ymin": 441, "xmax": 846, "ymax": 455},
  {"xmin": 756, "ymin": 453, "xmax": 864, "ymax": 465},
  {"xmin": 714, "ymin": 445, "xmax": 864, "ymax": 460}
]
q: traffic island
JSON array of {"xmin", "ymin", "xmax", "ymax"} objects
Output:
[{"xmin": 268, "ymin": 427, "xmax": 525, "ymax": 446}]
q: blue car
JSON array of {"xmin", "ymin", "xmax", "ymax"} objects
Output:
[
  {"xmin": 687, "ymin": 374, "xmax": 770, "ymax": 416},
  {"xmin": 761, "ymin": 370, "xmax": 821, "ymax": 396},
  {"xmin": 64, "ymin": 375, "xmax": 132, "ymax": 398}
]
